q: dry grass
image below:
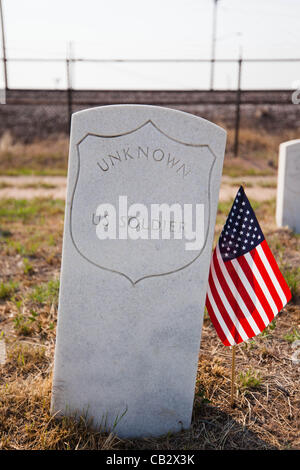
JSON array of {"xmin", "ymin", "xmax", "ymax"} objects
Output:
[
  {"xmin": 0, "ymin": 196, "xmax": 299, "ymax": 450},
  {"xmin": 0, "ymin": 370, "xmax": 119, "ymax": 450},
  {"xmin": 226, "ymin": 127, "xmax": 300, "ymax": 159},
  {"xmin": 0, "ymin": 132, "xmax": 68, "ymax": 176},
  {"xmin": 1, "ymin": 127, "xmax": 300, "ymax": 178},
  {"xmin": 224, "ymin": 127, "xmax": 300, "ymax": 177}
]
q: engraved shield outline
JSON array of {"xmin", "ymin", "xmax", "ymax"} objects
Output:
[{"xmin": 69, "ymin": 120, "xmax": 216, "ymax": 286}]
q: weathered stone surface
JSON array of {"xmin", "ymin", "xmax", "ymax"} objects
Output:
[{"xmin": 51, "ymin": 105, "xmax": 226, "ymax": 438}]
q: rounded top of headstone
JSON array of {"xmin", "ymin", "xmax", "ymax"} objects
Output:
[
  {"xmin": 280, "ymin": 139, "xmax": 300, "ymax": 149},
  {"xmin": 71, "ymin": 105, "xmax": 226, "ymax": 156}
]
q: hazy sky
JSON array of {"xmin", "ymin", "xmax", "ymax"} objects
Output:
[{"xmin": 1, "ymin": 0, "xmax": 300, "ymax": 89}]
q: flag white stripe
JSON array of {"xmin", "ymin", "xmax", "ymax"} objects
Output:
[
  {"xmin": 216, "ymin": 246, "xmax": 261, "ymax": 336},
  {"xmin": 211, "ymin": 258, "xmax": 248, "ymax": 341},
  {"xmin": 207, "ymin": 286, "xmax": 235, "ymax": 346},
  {"xmin": 231, "ymin": 258, "xmax": 270, "ymax": 327},
  {"xmin": 244, "ymin": 252, "xmax": 278, "ymax": 315},
  {"xmin": 256, "ymin": 244, "xmax": 287, "ymax": 306}
]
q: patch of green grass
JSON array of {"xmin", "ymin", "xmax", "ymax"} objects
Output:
[
  {"xmin": 0, "ymin": 198, "xmax": 65, "ymax": 223},
  {"xmin": 4, "ymin": 239, "xmax": 26, "ymax": 255},
  {"xmin": 284, "ymin": 328, "xmax": 300, "ymax": 343},
  {"xmin": 20, "ymin": 182, "xmax": 57, "ymax": 190},
  {"xmin": 7, "ymin": 341, "xmax": 46, "ymax": 369},
  {"xmin": 248, "ymin": 199, "xmax": 261, "ymax": 212},
  {"xmin": 280, "ymin": 266, "xmax": 300, "ymax": 299},
  {"xmin": 217, "ymin": 200, "xmax": 233, "ymax": 215},
  {"xmin": 0, "ymin": 199, "xmax": 39, "ymax": 223},
  {"xmin": 11, "ymin": 295, "xmax": 23, "ymax": 313},
  {"xmin": 0, "ymin": 168, "xmax": 67, "ymax": 177},
  {"xmin": 260, "ymin": 319, "xmax": 277, "ymax": 337},
  {"xmin": 3, "ymin": 238, "xmax": 39, "ymax": 257},
  {"xmin": 47, "ymin": 234, "xmax": 57, "ymax": 246},
  {"xmin": 13, "ymin": 313, "xmax": 36, "ymax": 336},
  {"xmin": 260, "ymin": 181, "xmax": 277, "ymax": 188},
  {"xmin": 217, "ymin": 199, "xmax": 260, "ymax": 218},
  {"xmin": 0, "ymin": 280, "xmax": 18, "ymax": 300},
  {"xmin": 24, "ymin": 241, "xmax": 39, "ymax": 256},
  {"xmin": 223, "ymin": 167, "xmax": 274, "ymax": 178},
  {"xmin": 269, "ymin": 235, "xmax": 285, "ymax": 255},
  {"xmin": 254, "ymin": 198, "xmax": 276, "ymax": 220},
  {"xmin": 23, "ymin": 258, "xmax": 34, "ymax": 275},
  {"xmin": 242, "ymin": 339, "xmax": 256, "ymax": 351},
  {"xmin": 203, "ymin": 306, "xmax": 210, "ymax": 321},
  {"xmin": 238, "ymin": 369, "xmax": 262, "ymax": 390},
  {"xmin": 195, "ymin": 385, "xmax": 211, "ymax": 405},
  {"xmin": 29, "ymin": 279, "xmax": 60, "ymax": 306}
]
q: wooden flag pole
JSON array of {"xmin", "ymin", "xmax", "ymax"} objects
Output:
[{"xmin": 230, "ymin": 345, "xmax": 236, "ymax": 407}]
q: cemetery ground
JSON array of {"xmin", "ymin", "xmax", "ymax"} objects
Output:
[{"xmin": 0, "ymin": 129, "xmax": 299, "ymax": 450}]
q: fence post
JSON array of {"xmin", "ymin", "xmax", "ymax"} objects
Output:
[
  {"xmin": 209, "ymin": 0, "xmax": 219, "ymax": 90},
  {"xmin": 66, "ymin": 58, "xmax": 72, "ymax": 132},
  {"xmin": 234, "ymin": 56, "xmax": 243, "ymax": 157},
  {"xmin": 0, "ymin": 0, "xmax": 8, "ymax": 90}
]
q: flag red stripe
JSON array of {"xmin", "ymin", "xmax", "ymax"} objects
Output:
[
  {"xmin": 261, "ymin": 240, "xmax": 292, "ymax": 302},
  {"xmin": 213, "ymin": 250, "xmax": 256, "ymax": 339},
  {"xmin": 208, "ymin": 266, "xmax": 243, "ymax": 344},
  {"xmin": 206, "ymin": 190, "xmax": 291, "ymax": 347},
  {"xmin": 224, "ymin": 257, "xmax": 267, "ymax": 332},
  {"xmin": 249, "ymin": 247, "xmax": 284, "ymax": 311},
  {"xmin": 206, "ymin": 295, "xmax": 231, "ymax": 346},
  {"xmin": 237, "ymin": 254, "xmax": 275, "ymax": 322}
]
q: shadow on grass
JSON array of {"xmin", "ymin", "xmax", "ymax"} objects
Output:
[
  {"xmin": 192, "ymin": 403, "xmax": 275, "ymax": 450},
  {"xmin": 119, "ymin": 403, "xmax": 275, "ymax": 450}
]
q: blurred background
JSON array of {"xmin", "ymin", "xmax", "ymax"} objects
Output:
[{"xmin": 0, "ymin": 0, "xmax": 300, "ymax": 178}]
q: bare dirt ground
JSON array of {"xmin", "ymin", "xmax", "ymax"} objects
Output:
[
  {"xmin": 0, "ymin": 175, "xmax": 277, "ymax": 201},
  {"xmin": 0, "ymin": 176, "xmax": 67, "ymax": 200}
]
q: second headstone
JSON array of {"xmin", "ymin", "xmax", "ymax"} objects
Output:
[{"xmin": 276, "ymin": 139, "xmax": 300, "ymax": 233}]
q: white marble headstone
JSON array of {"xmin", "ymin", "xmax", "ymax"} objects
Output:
[
  {"xmin": 51, "ymin": 105, "xmax": 226, "ymax": 438},
  {"xmin": 276, "ymin": 139, "xmax": 300, "ymax": 234}
]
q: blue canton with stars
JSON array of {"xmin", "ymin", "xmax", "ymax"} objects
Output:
[{"xmin": 219, "ymin": 186, "xmax": 265, "ymax": 262}]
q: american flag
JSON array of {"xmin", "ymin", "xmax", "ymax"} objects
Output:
[{"xmin": 206, "ymin": 186, "xmax": 291, "ymax": 346}]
